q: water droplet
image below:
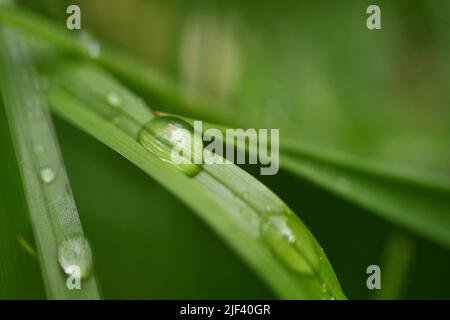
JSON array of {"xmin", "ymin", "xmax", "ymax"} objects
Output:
[
  {"xmin": 78, "ymin": 31, "xmax": 101, "ymax": 59},
  {"xmin": 270, "ymin": 216, "xmax": 296, "ymax": 243},
  {"xmin": 260, "ymin": 216, "xmax": 313, "ymax": 274},
  {"xmin": 138, "ymin": 116, "xmax": 203, "ymax": 177},
  {"xmin": 321, "ymin": 283, "xmax": 328, "ymax": 292},
  {"xmin": 106, "ymin": 92, "xmax": 122, "ymax": 108},
  {"xmin": 57, "ymin": 234, "xmax": 93, "ymax": 279},
  {"xmin": 40, "ymin": 167, "xmax": 56, "ymax": 184},
  {"xmin": 241, "ymin": 191, "xmax": 249, "ymax": 200}
]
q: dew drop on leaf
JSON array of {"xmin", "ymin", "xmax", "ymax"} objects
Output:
[
  {"xmin": 260, "ymin": 216, "xmax": 313, "ymax": 275},
  {"xmin": 78, "ymin": 31, "xmax": 101, "ymax": 59},
  {"xmin": 57, "ymin": 234, "xmax": 93, "ymax": 279},
  {"xmin": 40, "ymin": 167, "xmax": 56, "ymax": 184},
  {"xmin": 106, "ymin": 92, "xmax": 122, "ymax": 108},
  {"xmin": 138, "ymin": 116, "xmax": 203, "ymax": 177}
]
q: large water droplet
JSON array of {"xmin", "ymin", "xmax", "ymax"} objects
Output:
[
  {"xmin": 40, "ymin": 167, "xmax": 56, "ymax": 184},
  {"xmin": 57, "ymin": 234, "xmax": 93, "ymax": 279},
  {"xmin": 138, "ymin": 116, "xmax": 203, "ymax": 177}
]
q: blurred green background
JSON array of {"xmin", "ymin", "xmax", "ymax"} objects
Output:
[{"xmin": 3, "ymin": 0, "xmax": 449, "ymax": 298}]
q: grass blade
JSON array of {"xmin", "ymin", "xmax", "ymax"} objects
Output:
[
  {"xmin": 281, "ymin": 155, "xmax": 450, "ymax": 249},
  {"xmin": 166, "ymin": 114, "xmax": 450, "ymax": 250},
  {"xmin": 0, "ymin": 97, "xmax": 46, "ymax": 298},
  {"xmin": 45, "ymin": 62, "xmax": 345, "ymax": 299},
  {"xmin": 0, "ymin": 26, "xmax": 100, "ymax": 299}
]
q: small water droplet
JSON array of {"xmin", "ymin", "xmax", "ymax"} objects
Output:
[
  {"xmin": 106, "ymin": 92, "xmax": 122, "ymax": 108},
  {"xmin": 138, "ymin": 116, "xmax": 203, "ymax": 177},
  {"xmin": 271, "ymin": 216, "xmax": 296, "ymax": 243},
  {"xmin": 321, "ymin": 283, "xmax": 328, "ymax": 292},
  {"xmin": 241, "ymin": 191, "xmax": 249, "ymax": 200},
  {"xmin": 260, "ymin": 216, "xmax": 313, "ymax": 274},
  {"xmin": 78, "ymin": 31, "xmax": 101, "ymax": 59},
  {"xmin": 40, "ymin": 167, "xmax": 56, "ymax": 184},
  {"xmin": 57, "ymin": 234, "xmax": 93, "ymax": 279}
]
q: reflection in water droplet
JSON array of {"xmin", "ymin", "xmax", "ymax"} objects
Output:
[
  {"xmin": 138, "ymin": 116, "xmax": 203, "ymax": 177},
  {"xmin": 57, "ymin": 234, "xmax": 93, "ymax": 279},
  {"xmin": 40, "ymin": 167, "xmax": 56, "ymax": 184}
]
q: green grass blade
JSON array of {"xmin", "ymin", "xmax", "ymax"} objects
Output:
[
  {"xmin": 0, "ymin": 97, "xmax": 46, "ymax": 298},
  {"xmin": 281, "ymin": 155, "xmax": 450, "ymax": 249},
  {"xmin": 0, "ymin": 27, "xmax": 100, "ymax": 299},
  {"xmin": 45, "ymin": 63, "xmax": 345, "ymax": 299},
  {"xmin": 168, "ymin": 114, "xmax": 450, "ymax": 250}
]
